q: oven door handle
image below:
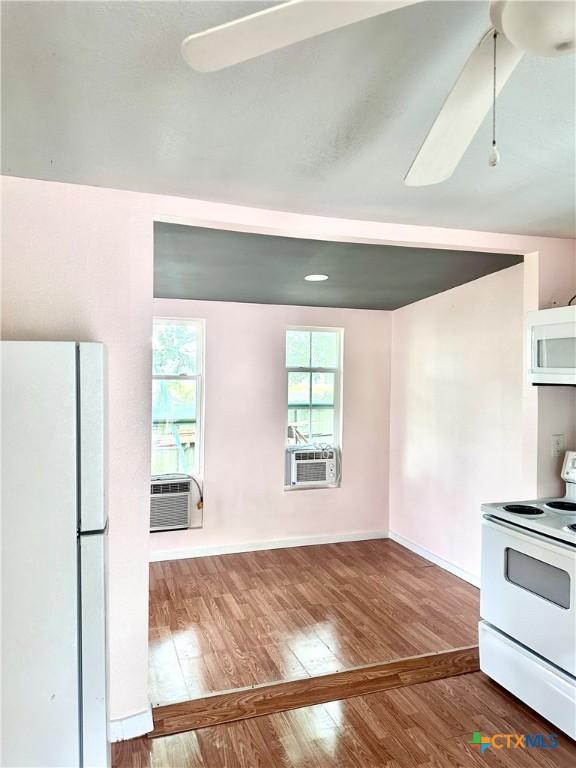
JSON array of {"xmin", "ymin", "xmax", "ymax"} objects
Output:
[{"xmin": 483, "ymin": 514, "xmax": 576, "ymax": 556}]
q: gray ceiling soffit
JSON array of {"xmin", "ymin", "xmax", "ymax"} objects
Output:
[
  {"xmin": 1, "ymin": 1, "xmax": 574, "ymax": 238},
  {"xmin": 153, "ymin": 223, "xmax": 523, "ymax": 310}
]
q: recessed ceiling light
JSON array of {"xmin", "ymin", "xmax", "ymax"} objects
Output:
[{"xmin": 304, "ymin": 274, "xmax": 329, "ymax": 282}]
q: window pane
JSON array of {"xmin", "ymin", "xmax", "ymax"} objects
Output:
[
  {"xmin": 312, "ymin": 372, "xmax": 335, "ymax": 405},
  {"xmin": 287, "ymin": 407, "xmax": 311, "ymax": 444},
  {"xmin": 288, "ymin": 371, "xmax": 310, "ymax": 405},
  {"xmin": 286, "ymin": 330, "xmax": 310, "ymax": 368},
  {"xmin": 311, "ymin": 331, "xmax": 339, "ymax": 368},
  {"xmin": 311, "ymin": 408, "xmax": 335, "ymax": 444},
  {"xmin": 151, "ymin": 379, "xmax": 198, "ymax": 475},
  {"xmin": 153, "ymin": 321, "xmax": 199, "ymax": 375}
]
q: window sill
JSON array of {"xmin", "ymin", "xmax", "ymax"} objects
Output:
[{"xmin": 283, "ymin": 483, "xmax": 340, "ymax": 492}]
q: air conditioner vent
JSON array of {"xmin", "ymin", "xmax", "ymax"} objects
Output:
[
  {"xmin": 151, "ymin": 482, "xmax": 190, "ymax": 495},
  {"xmin": 150, "ymin": 494, "xmax": 189, "ymax": 530},
  {"xmin": 296, "ymin": 461, "xmax": 327, "ymax": 483},
  {"xmin": 294, "ymin": 450, "xmax": 335, "ymax": 461}
]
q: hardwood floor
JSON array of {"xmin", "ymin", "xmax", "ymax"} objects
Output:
[
  {"xmin": 151, "ymin": 646, "xmax": 480, "ymax": 736},
  {"xmin": 149, "ymin": 539, "xmax": 480, "ymax": 706},
  {"xmin": 114, "ymin": 672, "xmax": 576, "ymax": 767}
]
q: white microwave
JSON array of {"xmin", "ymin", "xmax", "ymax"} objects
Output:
[{"xmin": 527, "ymin": 306, "xmax": 576, "ymax": 386}]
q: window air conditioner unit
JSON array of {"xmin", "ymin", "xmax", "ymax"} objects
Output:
[
  {"xmin": 150, "ymin": 473, "xmax": 199, "ymax": 532},
  {"xmin": 286, "ymin": 446, "xmax": 338, "ymax": 487}
]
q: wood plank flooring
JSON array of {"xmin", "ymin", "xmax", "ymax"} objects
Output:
[
  {"xmin": 114, "ymin": 672, "xmax": 576, "ymax": 767},
  {"xmin": 149, "ymin": 539, "xmax": 479, "ymax": 706},
  {"xmin": 151, "ymin": 645, "xmax": 480, "ymax": 737}
]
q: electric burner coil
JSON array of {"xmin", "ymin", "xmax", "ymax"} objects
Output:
[{"xmin": 502, "ymin": 504, "xmax": 544, "ymax": 516}]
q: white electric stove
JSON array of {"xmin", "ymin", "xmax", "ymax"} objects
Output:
[
  {"xmin": 479, "ymin": 451, "xmax": 576, "ymax": 740},
  {"xmin": 481, "ymin": 498, "xmax": 576, "ymax": 545}
]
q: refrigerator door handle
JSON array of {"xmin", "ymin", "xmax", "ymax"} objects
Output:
[
  {"xmin": 79, "ymin": 533, "xmax": 110, "ymax": 768},
  {"xmin": 79, "ymin": 521, "xmax": 109, "ymax": 537},
  {"xmin": 78, "ymin": 343, "xmax": 107, "ymax": 534}
]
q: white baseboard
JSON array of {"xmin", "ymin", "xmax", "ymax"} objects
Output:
[
  {"xmin": 150, "ymin": 530, "xmax": 389, "ymax": 562},
  {"xmin": 108, "ymin": 705, "xmax": 153, "ymax": 742},
  {"xmin": 388, "ymin": 531, "xmax": 480, "ymax": 588}
]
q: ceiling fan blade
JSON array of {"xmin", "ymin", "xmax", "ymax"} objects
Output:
[
  {"xmin": 182, "ymin": 0, "xmax": 424, "ymax": 72},
  {"xmin": 404, "ymin": 28, "xmax": 524, "ymax": 187}
]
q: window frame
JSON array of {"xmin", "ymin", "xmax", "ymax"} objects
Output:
[
  {"xmin": 285, "ymin": 325, "xmax": 343, "ymax": 448},
  {"xmin": 151, "ymin": 317, "xmax": 205, "ymax": 478}
]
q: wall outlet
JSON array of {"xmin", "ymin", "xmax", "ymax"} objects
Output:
[{"xmin": 552, "ymin": 434, "xmax": 565, "ymax": 458}]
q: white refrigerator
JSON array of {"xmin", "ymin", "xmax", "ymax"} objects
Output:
[{"xmin": 1, "ymin": 342, "xmax": 110, "ymax": 768}]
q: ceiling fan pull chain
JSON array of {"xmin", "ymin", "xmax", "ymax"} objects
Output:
[{"xmin": 489, "ymin": 30, "xmax": 500, "ymax": 168}]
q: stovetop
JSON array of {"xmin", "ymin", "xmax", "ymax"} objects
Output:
[{"xmin": 481, "ymin": 497, "xmax": 576, "ymax": 546}]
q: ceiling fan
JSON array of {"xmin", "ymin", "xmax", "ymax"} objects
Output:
[{"xmin": 181, "ymin": 1, "xmax": 575, "ymax": 186}]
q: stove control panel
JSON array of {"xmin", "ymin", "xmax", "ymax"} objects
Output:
[{"xmin": 561, "ymin": 451, "xmax": 576, "ymax": 483}]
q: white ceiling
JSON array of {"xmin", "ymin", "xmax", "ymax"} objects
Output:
[{"xmin": 2, "ymin": 1, "xmax": 575, "ymax": 237}]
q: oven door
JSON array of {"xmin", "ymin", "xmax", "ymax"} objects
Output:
[{"xmin": 481, "ymin": 516, "xmax": 576, "ymax": 676}]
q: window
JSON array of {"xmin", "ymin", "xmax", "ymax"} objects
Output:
[
  {"xmin": 151, "ymin": 319, "xmax": 203, "ymax": 477},
  {"xmin": 286, "ymin": 327, "xmax": 342, "ymax": 447}
]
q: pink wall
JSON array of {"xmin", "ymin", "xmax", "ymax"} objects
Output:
[
  {"xmin": 389, "ymin": 265, "xmax": 527, "ymax": 581},
  {"xmin": 389, "ymin": 248, "xmax": 576, "ymax": 582},
  {"xmin": 1, "ymin": 179, "xmax": 154, "ymax": 725},
  {"xmin": 150, "ymin": 299, "xmax": 391, "ymax": 559},
  {"xmin": 2, "ymin": 173, "xmax": 573, "ymax": 732}
]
